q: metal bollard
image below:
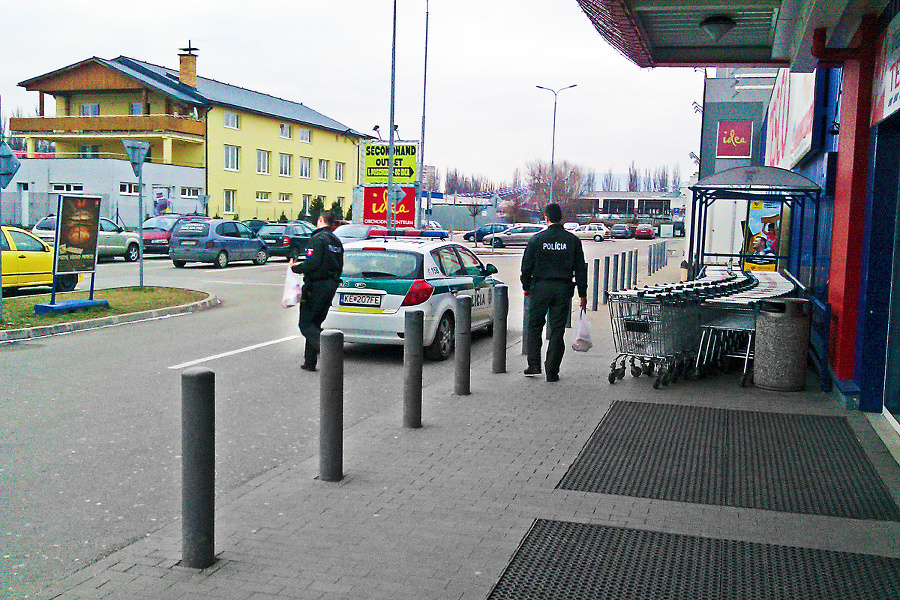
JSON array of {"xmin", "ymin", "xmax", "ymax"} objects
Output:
[
  {"xmin": 619, "ymin": 252, "xmax": 627, "ymax": 290},
  {"xmin": 632, "ymin": 249, "xmax": 638, "ymax": 286},
  {"xmin": 603, "ymin": 256, "xmax": 610, "ymax": 304},
  {"xmin": 182, "ymin": 367, "xmax": 215, "ymax": 569},
  {"xmin": 648, "ymin": 244, "xmax": 652, "ymax": 275},
  {"xmin": 319, "ymin": 330, "xmax": 343, "ymax": 482},
  {"xmin": 612, "ymin": 253, "xmax": 620, "ymax": 292},
  {"xmin": 663, "ymin": 241, "xmax": 667, "ymax": 267},
  {"xmin": 493, "ymin": 285, "xmax": 508, "ymax": 373},
  {"xmin": 626, "ymin": 250, "xmax": 634, "ymax": 289},
  {"xmin": 404, "ymin": 311, "xmax": 424, "ymax": 428},
  {"xmin": 522, "ymin": 294, "xmax": 530, "ymax": 355},
  {"xmin": 455, "ymin": 295, "xmax": 472, "ymax": 395},
  {"xmin": 592, "ymin": 258, "xmax": 600, "ymax": 311}
]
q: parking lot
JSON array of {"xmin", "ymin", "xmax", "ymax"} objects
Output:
[{"xmin": 1, "ymin": 234, "xmax": 674, "ymax": 596}]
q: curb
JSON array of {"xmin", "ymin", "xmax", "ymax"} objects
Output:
[{"xmin": 0, "ymin": 293, "xmax": 221, "ymax": 343}]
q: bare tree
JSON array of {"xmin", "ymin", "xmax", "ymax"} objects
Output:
[
  {"xmin": 643, "ymin": 168, "xmax": 653, "ymax": 192},
  {"xmin": 526, "ymin": 160, "xmax": 589, "ymax": 222},
  {"xmin": 654, "ymin": 166, "xmax": 669, "ymax": 192},
  {"xmin": 627, "ymin": 162, "xmax": 640, "ymax": 191},
  {"xmin": 602, "ymin": 168, "xmax": 618, "ymax": 191},
  {"xmin": 671, "ymin": 164, "xmax": 682, "ymax": 191}
]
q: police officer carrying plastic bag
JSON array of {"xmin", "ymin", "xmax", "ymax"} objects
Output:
[
  {"xmin": 289, "ymin": 210, "xmax": 344, "ymax": 372},
  {"xmin": 520, "ymin": 203, "xmax": 588, "ymax": 382}
]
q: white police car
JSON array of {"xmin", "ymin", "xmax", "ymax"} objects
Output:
[{"xmin": 322, "ymin": 235, "xmax": 503, "ymax": 360}]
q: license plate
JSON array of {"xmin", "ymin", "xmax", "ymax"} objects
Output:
[
  {"xmin": 340, "ymin": 293, "xmax": 381, "ymax": 307},
  {"xmin": 151, "ymin": 239, "xmax": 167, "ymax": 244},
  {"xmin": 181, "ymin": 240, "xmax": 197, "ymax": 246},
  {"xmin": 265, "ymin": 238, "xmax": 279, "ymax": 244}
]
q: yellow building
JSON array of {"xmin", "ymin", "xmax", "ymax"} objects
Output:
[{"xmin": 12, "ymin": 47, "xmax": 368, "ymax": 222}]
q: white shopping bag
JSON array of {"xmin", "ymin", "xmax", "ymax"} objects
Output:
[
  {"xmin": 281, "ymin": 267, "xmax": 303, "ymax": 308},
  {"xmin": 571, "ymin": 309, "xmax": 593, "ymax": 352}
]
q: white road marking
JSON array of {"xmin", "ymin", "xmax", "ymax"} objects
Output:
[
  {"xmin": 168, "ymin": 335, "xmax": 300, "ymax": 370},
  {"xmin": 200, "ymin": 280, "xmax": 283, "ymax": 286}
]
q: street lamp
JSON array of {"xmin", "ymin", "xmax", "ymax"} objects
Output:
[{"xmin": 536, "ymin": 84, "xmax": 576, "ymax": 204}]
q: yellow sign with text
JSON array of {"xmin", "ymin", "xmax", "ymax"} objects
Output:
[{"xmin": 363, "ymin": 142, "xmax": 418, "ymax": 184}]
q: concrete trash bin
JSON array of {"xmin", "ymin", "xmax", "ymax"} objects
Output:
[{"xmin": 754, "ymin": 298, "xmax": 811, "ymax": 391}]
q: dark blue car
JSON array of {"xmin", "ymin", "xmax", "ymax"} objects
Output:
[
  {"xmin": 169, "ymin": 219, "xmax": 268, "ymax": 268},
  {"xmin": 463, "ymin": 222, "xmax": 511, "ymax": 243}
]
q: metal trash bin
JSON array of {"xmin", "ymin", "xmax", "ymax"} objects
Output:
[{"xmin": 754, "ymin": 298, "xmax": 811, "ymax": 391}]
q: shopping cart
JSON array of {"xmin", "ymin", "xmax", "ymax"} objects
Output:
[{"xmin": 607, "ymin": 291, "xmax": 701, "ymax": 388}]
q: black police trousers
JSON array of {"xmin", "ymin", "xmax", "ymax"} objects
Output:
[
  {"xmin": 298, "ymin": 278, "xmax": 340, "ymax": 367},
  {"xmin": 526, "ymin": 279, "xmax": 574, "ymax": 376}
]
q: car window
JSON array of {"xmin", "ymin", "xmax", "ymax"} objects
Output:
[
  {"xmin": 454, "ymin": 246, "xmax": 483, "ymax": 276},
  {"xmin": 343, "ymin": 250, "xmax": 422, "ymax": 279},
  {"xmin": 174, "ymin": 221, "xmax": 210, "ymax": 237},
  {"xmin": 432, "ymin": 247, "xmax": 465, "ymax": 277},
  {"xmin": 258, "ymin": 225, "xmax": 287, "ymax": 236},
  {"xmin": 0, "ymin": 232, "xmax": 9, "ymax": 252},
  {"xmin": 35, "ymin": 217, "xmax": 56, "ymax": 231},
  {"xmin": 9, "ymin": 230, "xmax": 46, "ymax": 252},
  {"xmin": 526, "ymin": 226, "xmax": 541, "ymax": 233},
  {"xmin": 289, "ymin": 222, "xmax": 314, "ymax": 235},
  {"xmin": 143, "ymin": 216, "xmax": 179, "ymax": 231},
  {"xmin": 506, "ymin": 227, "xmax": 523, "ymax": 234},
  {"xmin": 235, "ymin": 222, "xmax": 254, "ymax": 238},
  {"xmin": 218, "ymin": 222, "xmax": 238, "ymax": 237},
  {"xmin": 99, "ymin": 219, "xmax": 118, "ymax": 232}
]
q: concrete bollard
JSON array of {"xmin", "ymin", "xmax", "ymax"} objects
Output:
[
  {"xmin": 493, "ymin": 285, "xmax": 508, "ymax": 374},
  {"xmin": 182, "ymin": 367, "xmax": 216, "ymax": 569},
  {"xmin": 592, "ymin": 258, "xmax": 600, "ymax": 311},
  {"xmin": 522, "ymin": 295, "xmax": 530, "ymax": 355},
  {"xmin": 612, "ymin": 253, "xmax": 620, "ymax": 292},
  {"xmin": 455, "ymin": 295, "xmax": 472, "ymax": 395},
  {"xmin": 403, "ymin": 310, "xmax": 424, "ymax": 428},
  {"xmin": 319, "ymin": 330, "xmax": 343, "ymax": 482}
]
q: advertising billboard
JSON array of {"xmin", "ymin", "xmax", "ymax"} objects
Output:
[
  {"xmin": 742, "ymin": 200, "xmax": 789, "ymax": 272},
  {"xmin": 55, "ymin": 195, "xmax": 101, "ymax": 274},
  {"xmin": 765, "ymin": 69, "xmax": 816, "ymax": 168},
  {"xmin": 363, "ymin": 142, "xmax": 419, "ymax": 184},
  {"xmin": 716, "ymin": 120, "xmax": 753, "ymax": 158},
  {"xmin": 363, "ymin": 187, "xmax": 416, "ymax": 227}
]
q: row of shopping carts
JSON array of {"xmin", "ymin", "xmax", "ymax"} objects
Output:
[{"xmin": 607, "ymin": 267, "xmax": 763, "ymax": 388}]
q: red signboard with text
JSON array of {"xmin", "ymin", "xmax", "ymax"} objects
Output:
[
  {"xmin": 363, "ymin": 187, "xmax": 416, "ymax": 227},
  {"xmin": 716, "ymin": 120, "xmax": 753, "ymax": 158}
]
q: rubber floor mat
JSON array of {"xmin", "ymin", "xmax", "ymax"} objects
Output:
[
  {"xmin": 487, "ymin": 520, "xmax": 900, "ymax": 600},
  {"xmin": 558, "ymin": 401, "xmax": 900, "ymax": 520}
]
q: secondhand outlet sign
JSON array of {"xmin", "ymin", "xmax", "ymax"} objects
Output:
[
  {"xmin": 363, "ymin": 142, "xmax": 418, "ymax": 184},
  {"xmin": 363, "ymin": 187, "xmax": 416, "ymax": 227}
]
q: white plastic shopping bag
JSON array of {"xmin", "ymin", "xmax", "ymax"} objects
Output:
[
  {"xmin": 572, "ymin": 309, "xmax": 593, "ymax": 352},
  {"xmin": 281, "ymin": 267, "xmax": 303, "ymax": 308}
]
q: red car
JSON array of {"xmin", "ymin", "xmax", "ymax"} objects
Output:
[
  {"xmin": 634, "ymin": 223, "xmax": 655, "ymax": 239},
  {"xmin": 142, "ymin": 214, "xmax": 208, "ymax": 254}
]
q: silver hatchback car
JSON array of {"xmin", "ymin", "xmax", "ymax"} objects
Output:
[{"xmin": 481, "ymin": 223, "xmax": 547, "ymax": 248}]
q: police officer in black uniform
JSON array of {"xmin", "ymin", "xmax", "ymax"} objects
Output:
[
  {"xmin": 290, "ymin": 210, "xmax": 344, "ymax": 371},
  {"xmin": 520, "ymin": 203, "xmax": 588, "ymax": 382}
]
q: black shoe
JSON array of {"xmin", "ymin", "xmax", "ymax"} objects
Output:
[
  {"xmin": 546, "ymin": 373, "xmax": 559, "ymax": 382},
  {"xmin": 301, "ymin": 363, "xmax": 317, "ymax": 372},
  {"xmin": 524, "ymin": 366, "xmax": 542, "ymax": 376}
]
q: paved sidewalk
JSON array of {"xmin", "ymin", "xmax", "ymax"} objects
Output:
[{"xmin": 42, "ymin": 260, "xmax": 900, "ymax": 599}]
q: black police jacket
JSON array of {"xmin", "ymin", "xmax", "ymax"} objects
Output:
[
  {"xmin": 520, "ymin": 223, "xmax": 588, "ymax": 297},
  {"xmin": 291, "ymin": 227, "xmax": 344, "ymax": 282}
]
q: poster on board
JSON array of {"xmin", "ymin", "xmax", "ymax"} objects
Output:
[
  {"xmin": 742, "ymin": 200, "xmax": 788, "ymax": 272},
  {"xmin": 55, "ymin": 195, "xmax": 101, "ymax": 274}
]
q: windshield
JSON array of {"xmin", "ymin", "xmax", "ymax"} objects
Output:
[
  {"xmin": 343, "ymin": 250, "xmax": 423, "ymax": 279},
  {"xmin": 172, "ymin": 221, "xmax": 210, "ymax": 237},
  {"xmin": 143, "ymin": 216, "xmax": 181, "ymax": 231},
  {"xmin": 334, "ymin": 224, "xmax": 370, "ymax": 240}
]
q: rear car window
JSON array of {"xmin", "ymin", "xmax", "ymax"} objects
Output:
[
  {"xmin": 343, "ymin": 250, "xmax": 422, "ymax": 279},
  {"xmin": 173, "ymin": 221, "xmax": 210, "ymax": 237},
  {"xmin": 258, "ymin": 225, "xmax": 287, "ymax": 236}
]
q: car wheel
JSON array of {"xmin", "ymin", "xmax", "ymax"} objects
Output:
[
  {"xmin": 56, "ymin": 274, "xmax": 78, "ymax": 292},
  {"xmin": 594, "ymin": 235, "xmax": 603, "ymax": 242},
  {"xmin": 253, "ymin": 248, "xmax": 268, "ymax": 265},
  {"xmin": 173, "ymin": 260, "xmax": 187, "ymax": 268},
  {"xmin": 215, "ymin": 251, "xmax": 229, "ymax": 269},
  {"xmin": 425, "ymin": 311, "xmax": 455, "ymax": 361},
  {"xmin": 124, "ymin": 243, "xmax": 139, "ymax": 262},
  {"xmin": 491, "ymin": 238, "xmax": 503, "ymax": 248}
]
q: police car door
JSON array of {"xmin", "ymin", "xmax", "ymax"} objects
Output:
[
  {"xmin": 453, "ymin": 245, "xmax": 492, "ymax": 329},
  {"xmin": 432, "ymin": 246, "xmax": 471, "ymax": 316}
]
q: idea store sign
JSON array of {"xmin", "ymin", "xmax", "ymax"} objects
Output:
[{"xmin": 362, "ymin": 186, "xmax": 416, "ymax": 227}]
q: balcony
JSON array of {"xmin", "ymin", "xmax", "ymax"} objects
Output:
[{"xmin": 10, "ymin": 114, "xmax": 206, "ymax": 138}]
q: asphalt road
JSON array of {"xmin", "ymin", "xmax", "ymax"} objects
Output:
[{"xmin": 1, "ymin": 234, "xmax": 676, "ymax": 597}]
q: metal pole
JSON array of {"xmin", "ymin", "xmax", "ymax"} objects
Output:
[
  {"xmin": 632, "ymin": 248, "xmax": 638, "ymax": 286},
  {"xmin": 536, "ymin": 85, "xmax": 575, "ymax": 204},
  {"xmin": 492, "ymin": 285, "xmax": 508, "ymax": 374},
  {"xmin": 403, "ymin": 310, "xmax": 424, "ymax": 428},
  {"xmin": 182, "ymin": 367, "xmax": 215, "ymax": 569},
  {"xmin": 319, "ymin": 330, "xmax": 343, "ymax": 482},
  {"xmin": 522, "ymin": 294, "xmax": 530, "ymax": 355},
  {"xmin": 619, "ymin": 252, "xmax": 626, "ymax": 289},
  {"xmin": 612, "ymin": 253, "xmax": 620, "ymax": 292},
  {"xmin": 626, "ymin": 250, "xmax": 633, "ymax": 289},
  {"xmin": 138, "ymin": 169, "xmax": 144, "ymax": 287},
  {"xmin": 648, "ymin": 244, "xmax": 653, "ymax": 275},
  {"xmin": 386, "ymin": 0, "xmax": 398, "ymax": 228},
  {"xmin": 603, "ymin": 255, "xmax": 610, "ymax": 304},
  {"xmin": 455, "ymin": 295, "xmax": 472, "ymax": 395},
  {"xmin": 416, "ymin": 0, "xmax": 430, "ymax": 229},
  {"xmin": 592, "ymin": 258, "xmax": 600, "ymax": 311}
]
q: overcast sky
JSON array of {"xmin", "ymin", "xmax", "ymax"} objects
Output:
[{"xmin": 2, "ymin": 0, "xmax": 705, "ymax": 187}]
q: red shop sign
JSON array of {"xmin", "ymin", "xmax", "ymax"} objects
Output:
[
  {"xmin": 716, "ymin": 120, "xmax": 754, "ymax": 159},
  {"xmin": 362, "ymin": 187, "xmax": 416, "ymax": 227}
]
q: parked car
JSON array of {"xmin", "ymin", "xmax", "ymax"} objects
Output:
[
  {"xmin": 463, "ymin": 223, "xmax": 512, "ymax": 243},
  {"xmin": 422, "ymin": 220, "xmax": 443, "ymax": 230},
  {"xmin": 1, "ymin": 226, "xmax": 81, "ymax": 291},
  {"xmin": 169, "ymin": 219, "xmax": 269, "ymax": 268},
  {"xmin": 322, "ymin": 237, "xmax": 502, "ymax": 360},
  {"xmin": 563, "ymin": 222, "xmax": 580, "ymax": 231},
  {"xmin": 333, "ymin": 223, "xmax": 377, "ymax": 244},
  {"xmin": 33, "ymin": 215, "xmax": 141, "ymax": 261},
  {"xmin": 573, "ymin": 223, "xmax": 610, "ymax": 242},
  {"xmin": 141, "ymin": 213, "xmax": 208, "ymax": 255},
  {"xmin": 634, "ymin": 223, "xmax": 656, "ymax": 239},
  {"xmin": 257, "ymin": 221, "xmax": 316, "ymax": 261},
  {"xmin": 481, "ymin": 224, "xmax": 547, "ymax": 248},
  {"xmin": 610, "ymin": 223, "xmax": 634, "ymax": 239},
  {"xmin": 330, "ymin": 219, "xmax": 351, "ymax": 231}
]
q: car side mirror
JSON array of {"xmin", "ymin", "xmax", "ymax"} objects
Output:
[{"xmin": 484, "ymin": 263, "xmax": 499, "ymax": 275}]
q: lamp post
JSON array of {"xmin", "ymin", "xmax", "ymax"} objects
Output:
[
  {"xmin": 386, "ymin": 0, "xmax": 398, "ymax": 228},
  {"xmin": 536, "ymin": 84, "xmax": 576, "ymax": 204}
]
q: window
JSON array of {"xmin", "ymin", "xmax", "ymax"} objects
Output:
[
  {"xmin": 79, "ymin": 145, "xmax": 100, "ymax": 158},
  {"xmin": 120, "ymin": 182, "xmax": 140, "ymax": 196},
  {"xmin": 279, "ymin": 193, "xmax": 292, "ymax": 203},
  {"xmin": 9, "ymin": 230, "xmax": 46, "ymax": 252},
  {"xmin": 298, "ymin": 128, "xmax": 311, "ymax": 143},
  {"xmin": 298, "ymin": 156, "xmax": 311, "ymax": 179},
  {"xmin": 224, "ymin": 111, "xmax": 240, "ymax": 129},
  {"xmin": 224, "ymin": 145, "xmax": 240, "ymax": 171},
  {"xmin": 51, "ymin": 183, "xmax": 84, "ymax": 193},
  {"xmin": 335, "ymin": 162, "xmax": 345, "ymax": 182},
  {"xmin": 279, "ymin": 153, "xmax": 292, "ymax": 177},
  {"xmin": 456, "ymin": 247, "xmax": 484, "ymax": 276},
  {"xmin": 181, "ymin": 187, "xmax": 201, "ymax": 198},
  {"xmin": 257, "ymin": 150, "xmax": 270, "ymax": 174},
  {"xmin": 256, "ymin": 191, "xmax": 271, "ymax": 202},
  {"xmin": 80, "ymin": 103, "xmax": 100, "ymax": 116},
  {"xmin": 223, "ymin": 189, "xmax": 236, "ymax": 214},
  {"xmin": 433, "ymin": 247, "xmax": 465, "ymax": 276},
  {"xmin": 302, "ymin": 194, "xmax": 312, "ymax": 215},
  {"xmin": 318, "ymin": 159, "xmax": 329, "ymax": 180},
  {"xmin": 279, "ymin": 123, "xmax": 292, "ymax": 139},
  {"xmin": 130, "ymin": 102, "xmax": 143, "ymax": 116}
]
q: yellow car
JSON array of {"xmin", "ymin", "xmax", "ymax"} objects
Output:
[{"xmin": 1, "ymin": 226, "xmax": 81, "ymax": 292}]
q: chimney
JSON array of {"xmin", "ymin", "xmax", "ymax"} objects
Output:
[{"xmin": 178, "ymin": 41, "xmax": 198, "ymax": 88}]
